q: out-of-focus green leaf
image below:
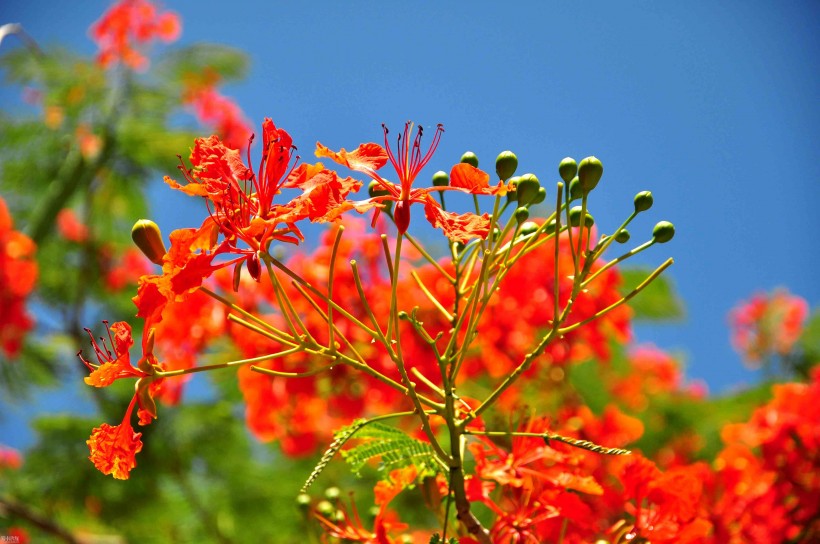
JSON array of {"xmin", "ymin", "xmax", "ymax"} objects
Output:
[
  {"xmin": 154, "ymin": 43, "xmax": 250, "ymax": 84},
  {"xmin": 798, "ymin": 310, "xmax": 820, "ymax": 361},
  {"xmin": 619, "ymin": 266, "xmax": 685, "ymax": 321}
]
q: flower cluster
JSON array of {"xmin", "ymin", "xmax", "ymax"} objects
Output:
[
  {"xmin": 0, "ymin": 197, "xmax": 37, "ymax": 359},
  {"xmin": 90, "ymin": 0, "xmax": 181, "ymax": 71},
  {"xmin": 729, "ymin": 289, "xmax": 809, "ymax": 370},
  {"xmin": 709, "ymin": 367, "xmax": 820, "ymax": 542},
  {"xmin": 181, "ymin": 72, "xmax": 253, "ymax": 151}
]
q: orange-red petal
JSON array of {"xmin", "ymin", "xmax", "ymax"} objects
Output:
[
  {"xmin": 449, "ymin": 163, "xmax": 508, "ymax": 195},
  {"xmin": 423, "ymin": 198, "xmax": 491, "ymax": 244},
  {"xmin": 315, "ymin": 142, "xmax": 388, "ymax": 173},
  {"xmin": 87, "ymin": 421, "xmax": 143, "ymax": 480}
]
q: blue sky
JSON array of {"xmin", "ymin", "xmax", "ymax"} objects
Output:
[{"xmin": 2, "ymin": 1, "xmax": 818, "ymax": 445}]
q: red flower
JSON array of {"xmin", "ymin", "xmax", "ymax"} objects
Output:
[
  {"xmin": 0, "ymin": 196, "xmax": 37, "ymax": 359},
  {"xmin": 182, "ymin": 84, "xmax": 253, "ymax": 151},
  {"xmin": 80, "ymin": 321, "xmax": 164, "ymax": 426},
  {"xmin": 81, "ymin": 321, "xmax": 172, "ymax": 478},
  {"xmin": 56, "ymin": 208, "xmax": 89, "ymax": 242},
  {"xmin": 729, "ymin": 289, "xmax": 809, "ymax": 368},
  {"xmin": 90, "ymin": 0, "xmax": 181, "ymax": 71},
  {"xmin": 87, "ymin": 396, "xmax": 143, "ymax": 480},
  {"xmin": 0, "ymin": 444, "xmax": 23, "ymax": 470},
  {"xmin": 316, "ymin": 122, "xmax": 504, "ymax": 243},
  {"xmin": 164, "ymin": 118, "xmax": 360, "ymax": 285}
]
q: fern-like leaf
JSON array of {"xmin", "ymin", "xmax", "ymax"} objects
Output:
[
  {"xmin": 341, "ymin": 423, "xmax": 444, "ymax": 478},
  {"xmin": 301, "ymin": 418, "xmax": 368, "ymax": 493}
]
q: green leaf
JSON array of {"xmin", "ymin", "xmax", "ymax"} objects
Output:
[
  {"xmin": 340, "ymin": 422, "xmax": 444, "ymax": 479},
  {"xmin": 154, "ymin": 43, "xmax": 250, "ymax": 85},
  {"xmin": 619, "ymin": 266, "xmax": 685, "ymax": 321},
  {"xmin": 302, "ymin": 418, "xmax": 368, "ymax": 493}
]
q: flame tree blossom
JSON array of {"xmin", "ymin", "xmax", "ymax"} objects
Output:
[
  {"xmin": 316, "ymin": 122, "xmax": 508, "ymax": 243},
  {"xmin": 90, "ymin": 0, "xmax": 181, "ymax": 71},
  {"xmin": 181, "ymin": 73, "xmax": 253, "ymax": 151},
  {"xmin": 729, "ymin": 289, "xmax": 809, "ymax": 370},
  {"xmin": 0, "ymin": 196, "xmax": 38, "ymax": 359}
]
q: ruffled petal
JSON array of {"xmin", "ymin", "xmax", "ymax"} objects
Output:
[
  {"xmin": 315, "ymin": 142, "xmax": 388, "ymax": 173},
  {"xmin": 423, "ymin": 198, "xmax": 491, "ymax": 244},
  {"xmin": 87, "ymin": 420, "xmax": 143, "ymax": 480},
  {"xmin": 449, "ymin": 163, "xmax": 509, "ymax": 195}
]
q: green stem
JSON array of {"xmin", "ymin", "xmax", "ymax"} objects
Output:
[
  {"xmin": 156, "ymin": 347, "xmax": 305, "ymax": 378},
  {"xmin": 391, "ymin": 235, "xmax": 452, "ymax": 464},
  {"xmin": 580, "ymin": 239, "xmax": 654, "ymax": 289},
  {"xmin": 559, "ymin": 257, "xmax": 674, "ymax": 334},
  {"xmin": 463, "ymin": 429, "xmax": 632, "ymax": 456}
]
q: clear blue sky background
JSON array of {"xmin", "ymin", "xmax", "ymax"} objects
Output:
[{"xmin": 1, "ymin": 1, "xmax": 818, "ymax": 446}]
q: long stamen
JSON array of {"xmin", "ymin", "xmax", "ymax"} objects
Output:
[{"xmin": 412, "ymin": 123, "xmax": 444, "ymax": 179}]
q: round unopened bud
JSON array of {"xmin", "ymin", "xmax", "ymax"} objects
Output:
[
  {"xmin": 614, "ymin": 229, "xmax": 631, "ymax": 243},
  {"xmin": 368, "ymin": 180, "xmax": 389, "ymax": 198},
  {"xmin": 460, "ymin": 151, "xmax": 479, "ymax": 167},
  {"xmin": 578, "ymin": 156, "xmax": 603, "ymax": 192},
  {"xmin": 520, "ymin": 221, "xmax": 539, "ymax": 236},
  {"xmin": 325, "ymin": 486, "xmax": 341, "ymax": 500},
  {"xmin": 545, "ymin": 218, "xmax": 558, "ymax": 234},
  {"xmin": 532, "ymin": 186, "xmax": 547, "ymax": 205},
  {"xmin": 495, "ymin": 150, "xmax": 518, "ymax": 180},
  {"xmin": 514, "ymin": 206, "xmax": 530, "ymax": 224},
  {"xmin": 432, "ymin": 170, "xmax": 449, "ymax": 187},
  {"xmin": 652, "ymin": 221, "xmax": 675, "ymax": 243},
  {"xmin": 568, "ymin": 176, "xmax": 583, "ymax": 201},
  {"xmin": 506, "ymin": 175, "xmax": 521, "ymax": 203},
  {"xmin": 516, "ymin": 173, "xmax": 540, "ymax": 206},
  {"xmin": 296, "ymin": 493, "xmax": 312, "ymax": 509},
  {"xmin": 634, "ymin": 191, "xmax": 653, "ymax": 213},
  {"xmin": 568, "ymin": 206, "xmax": 594, "ymax": 228},
  {"xmin": 492, "ymin": 227, "xmax": 501, "ymax": 242},
  {"xmin": 316, "ymin": 500, "xmax": 335, "ymax": 516},
  {"xmin": 558, "ymin": 157, "xmax": 578, "ymax": 184},
  {"xmin": 131, "ymin": 219, "xmax": 167, "ymax": 265}
]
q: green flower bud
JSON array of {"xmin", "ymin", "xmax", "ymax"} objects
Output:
[
  {"xmin": 568, "ymin": 205, "xmax": 594, "ymax": 228},
  {"xmin": 506, "ymin": 175, "xmax": 521, "ymax": 203},
  {"xmin": 131, "ymin": 219, "xmax": 167, "ymax": 265},
  {"xmin": 492, "ymin": 227, "xmax": 501, "ymax": 242},
  {"xmin": 558, "ymin": 157, "xmax": 578, "ymax": 184},
  {"xmin": 432, "ymin": 170, "xmax": 449, "ymax": 187},
  {"xmin": 568, "ymin": 176, "xmax": 583, "ymax": 201},
  {"xmin": 652, "ymin": 221, "xmax": 675, "ymax": 243},
  {"xmin": 514, "ymin": 206, "xmax": 530, "ymax": 224},
  {"xmin": 316, "ymin": 500, "xmax": 335, "ymax": 516},
  {"xmin": 614, "ymin": 229, "xmax": 631, "ymax": 243},
  {"xmin": 545, "ymin": 218, "xmax": 558, "ymax": 234},
  {"xmin": 516, "ymin": 173, "xmax": 540, "ymax": 206},
  {"xmin": 520, "ymin": 221, "xmax": 539, "ymax": 236},
  {"xmin": 634, "ymin": 190, "xmax": 653, "ymax": 213},
  {"xmin": 532, "ymin": 186, "xmax": 547, "ymax": 205},
  {"xmin": 460, "ymin": 151, "xmax": 479, "ymax": 167},
  {"xmin": 325, "ymin": 486, "xmax": 341, "ymax": 500},
  {"xmin": 495, "ymin": 150, "xmax": 518, "ymax": 180},
  {"xmin": 368, "ymin": 180, "xmax": 390, "ymax": 198},
  {"xmin": 296, "ymin": 493, "xmax": 312, "ymax": 509},
  {"xmin": 578, "ymin": 156, "xmax": 603, "ymax": 192}
]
